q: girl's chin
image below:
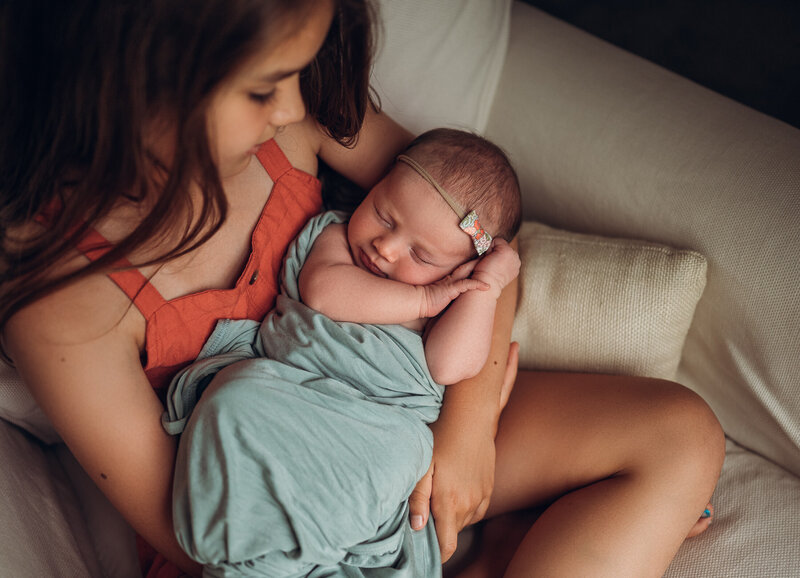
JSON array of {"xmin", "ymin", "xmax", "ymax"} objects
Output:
[{"xmin": 219, "ymin": 155, "xmax": 254, "ymax": 179}]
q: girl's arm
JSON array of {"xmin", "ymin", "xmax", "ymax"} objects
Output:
[
  {"xmin": 424, "ymin": 239, "xmax": 520, "ymax": 385},
  {"xmin": 299, "ymin": 223, "xmax": 485, "ymax": 324},
  {"xmin": 4, "ymin": 276, "xmax": 202, "ymax": 577},
  {"xmin": 409, "ymin": 238, "xmax": 521, "ymax": 563},
  {"xmin": 315, "ymin": 107, "xmax": 414, "ymax": 188}
]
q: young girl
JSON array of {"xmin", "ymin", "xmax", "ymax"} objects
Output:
[
  {"xmin": 162, "ymin": 129, "xmax": 521, "ymax": 576},
  {"xmin": 0, "ymin": 0, "xmax": 723, "ymax": 577}
]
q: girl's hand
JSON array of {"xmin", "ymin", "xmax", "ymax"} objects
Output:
[
  {"xmin": 408, "ymin": 342, "xmax": 519, "ymax": 562},
  {"xmin": 419, "ymin": 260, "xmax": 488, "ymax": 318}
]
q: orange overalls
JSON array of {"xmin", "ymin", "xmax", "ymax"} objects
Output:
[{"xmin": 73, "ymin": 140, "xmax": 322, "ymax": 577}]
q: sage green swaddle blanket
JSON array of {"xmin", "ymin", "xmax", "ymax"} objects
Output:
[{"xmin": 163, "ymin": 211, "xmax": 443, "ymax": 577}]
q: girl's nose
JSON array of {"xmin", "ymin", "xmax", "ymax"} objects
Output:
[{"xmin": 270, "ymin": 74, "xmax": 306, "ymax": 127}]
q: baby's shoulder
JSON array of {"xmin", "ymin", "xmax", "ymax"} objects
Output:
[{"xmin": 312, "ymin": 221, "xmax": 348, "ymax": 250}]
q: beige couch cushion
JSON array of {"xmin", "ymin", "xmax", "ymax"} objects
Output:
[{"xmin": 512, "ymin": 222, "xmax": 707, "ymax": 379}]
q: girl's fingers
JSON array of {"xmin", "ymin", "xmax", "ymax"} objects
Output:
[
  {"xmin": 432, "ymin": 503, "xmax": 460, "ymax": 563},
  {"xmin": 408, "ymin": 462, "xmax": 434, "ymax": 531},
  {"xmin": 459, "ymin": 278, "xmax": 490, "ymax": 292}
]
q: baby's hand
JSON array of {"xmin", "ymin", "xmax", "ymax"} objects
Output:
[
  {"xmin": 471, "ymin": 239, "xmax": 521, "ymax": 297},
  {"xmin": 419, "ymin": 260, "xmax": 489, "ymax": 318}
]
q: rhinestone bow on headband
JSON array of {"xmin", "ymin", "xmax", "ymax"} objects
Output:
[{"xmin": 396, "ymin": 155, "xmax": 493, "ymax": 255}]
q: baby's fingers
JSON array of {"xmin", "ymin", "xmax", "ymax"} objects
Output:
[
  {"xmin": 454, "ymin": 277, "xmax": 490, "ymax": 294},
  {"xmin": 490, "ymin": 237, "xmax": 510, "ymax": 251},
  {"xmin": 450, "ymin": 259, "xmax": 480, "ymax": 281}
]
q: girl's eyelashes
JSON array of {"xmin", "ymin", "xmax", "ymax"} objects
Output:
[{"xmin": 249, "ymin": 91, "xmax": 276, "ymax": 104}]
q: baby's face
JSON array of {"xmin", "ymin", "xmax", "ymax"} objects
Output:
[{"xmin": 347, "ymin": 164, "xmax": 474, "ymax": 285}]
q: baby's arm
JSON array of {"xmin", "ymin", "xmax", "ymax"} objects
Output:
[
  {"xmin": 299, "ymin": 223, "xmax": 485, "ymax": 325},
  {"xmin": 424, "ymin": 239, "xmax": 520, "ymax": 385}
]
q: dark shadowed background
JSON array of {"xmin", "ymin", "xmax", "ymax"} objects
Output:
[{"xmin": 523, "ymin": 0, "xmax": 800, "ymax": 129}]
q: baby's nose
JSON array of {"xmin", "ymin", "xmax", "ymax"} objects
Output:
[{"xmin": 374, "ymin": 236, "xmax": 399, "ymax": 263}]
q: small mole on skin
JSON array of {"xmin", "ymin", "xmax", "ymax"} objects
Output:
[
  {"xmin": 60, "ymin": 357, "xmax": 66, "ymax": 363},
  {"xmin": 100, "ymin": 473, "xmax": 108, "ymax": 480},
  {"xmin": 493, "ymin": 361, "xmax": 498, "ymax": 365}
]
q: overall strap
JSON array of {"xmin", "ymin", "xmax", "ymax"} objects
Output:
[
  {"xmin": 256, "ymin": 139, "xmax": 293, "ymax": 183},
  {"xmin": 76, "ymin": 229, "xmax": 167, "ymax": 320}
]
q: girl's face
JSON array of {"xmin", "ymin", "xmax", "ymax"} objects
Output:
[
  {"xmin": 347, "ymin": 163, "xmax": 475, "ymax": 286},
  {"xmin": 207, "ymin": 1, "xmax": 334, "ymax": 178}
]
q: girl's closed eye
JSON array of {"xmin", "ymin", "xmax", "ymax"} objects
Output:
[{"xmin": 249, "ymin": 91, "xmax": 276, "ymax": 104}]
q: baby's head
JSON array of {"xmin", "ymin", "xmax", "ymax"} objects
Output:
[
  {"xmin": 348, "ymin": 128, "xmax": 521, "ymax": 285},
  {"xmin": 399, "ymin": 128, "xmax": 522, "ymax": 245}
]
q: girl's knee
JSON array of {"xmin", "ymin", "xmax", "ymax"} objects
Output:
[{"xmin": 647, "ymin": 380, "xmax": 726, "ymax": 480}]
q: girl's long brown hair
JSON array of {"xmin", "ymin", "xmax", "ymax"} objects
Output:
[{"xmin": 0, "ymin": 0, "xmax": 378, "ymax": 355}]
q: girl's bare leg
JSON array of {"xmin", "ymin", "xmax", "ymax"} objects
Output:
[{"xmin": 455, "ymin": 371, "xmax": 725, "ymax": 578}]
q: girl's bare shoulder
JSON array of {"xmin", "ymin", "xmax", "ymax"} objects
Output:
[
  {"xmin": 5, "ymin": 262, "xmax": 144, "ymax": 367},
  {"xmin": 273, "ymin": 116, "xmax": 325, "ymax": 176}
]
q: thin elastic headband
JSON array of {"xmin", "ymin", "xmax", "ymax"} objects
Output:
[{"xmin": 396, "ymin": 154, "xmax": 493, "ymax": 255}]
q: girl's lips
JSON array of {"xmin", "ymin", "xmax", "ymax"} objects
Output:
[{"xmin": 360, "ymin": 249, "xmax": 386, "ymax": 277}]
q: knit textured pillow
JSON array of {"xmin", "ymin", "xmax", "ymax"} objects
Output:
[{"xmin": 511, "ymin": 222, "xmax": 707, "ymax": 379}]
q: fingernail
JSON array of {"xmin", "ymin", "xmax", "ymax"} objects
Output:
[
  {"xmin": 411, "ymin": 515, "xmax": 424, "ymax": 530},
  {"xmin": 701, "ymin": 508, "xmax": 711, "ymax": 518}
]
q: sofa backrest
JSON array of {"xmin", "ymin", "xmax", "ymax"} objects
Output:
[{"xmin": 483, "ymin": 3, "xmax": 800, "ymax": 475}]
